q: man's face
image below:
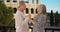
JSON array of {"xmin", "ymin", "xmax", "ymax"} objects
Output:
[
  {"xmin": 18, "ymin": 4, "xmax": 26, "ymax": 12},
  {"xmin": 22, "ymin": 4, "xmax": 26, "ymax": 11}
]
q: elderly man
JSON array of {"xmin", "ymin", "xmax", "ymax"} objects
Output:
[{"xmin": 15, "ymin": 1, "xmax": 29, "ymax": 32}]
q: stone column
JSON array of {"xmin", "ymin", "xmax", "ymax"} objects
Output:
[
  {"xmin": 36, "ymin": 0, "xmax": 40, "ymax": 4},
  {"xmin": 32, "ymin": 0, "xmax": 34, "ymax": 4}
]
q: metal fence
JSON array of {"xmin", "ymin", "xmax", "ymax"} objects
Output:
[{"xmin": 0, "ymin": 26, "xmax": 15, "ymax": 32}]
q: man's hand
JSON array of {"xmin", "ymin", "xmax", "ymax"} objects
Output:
[{"xmin": 28, "ymin": 14, "xmax": 31, "ymax": 19}]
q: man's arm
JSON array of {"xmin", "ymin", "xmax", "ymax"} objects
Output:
[{"xmin": 15, "ymin": 13, "xmax": 29, "ymax": 25}]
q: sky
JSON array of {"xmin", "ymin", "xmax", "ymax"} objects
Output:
[
  {"xmin": 40, "ymin": 0, "xmax": 60, "ymax": 13},
  {"xmin": 25, "ymin": 0, "xmax": 60, "ymax": 13}
]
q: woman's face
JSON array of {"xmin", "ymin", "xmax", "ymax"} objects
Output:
[{"xmin": 37, "ymin": 5, "xmax": 42, "ymax": 14}]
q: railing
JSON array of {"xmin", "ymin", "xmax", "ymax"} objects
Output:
[
  {"xmin": 0, "ymin": 26, "xmax": 15, "ymax": 32},
  {"xmin": 0, "ymin": 24, "xmax": 33, "ymax": 32},
  {"xmin": 44, "ymin": 21, "xmax": 60, "ymax": 32},
  {"xmin": 1, "ymin": 23, "xmax": 60, "ymax": 32},
  {"xmin": 44, "ymin": 26, "xmax": 60, "ymax": 32}
]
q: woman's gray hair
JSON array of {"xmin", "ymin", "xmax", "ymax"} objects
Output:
[
  {"xmin": 18, "ymin": 1, "xmax": 25, "ymax": 8},
  {"xmin": 40, "ymin": 4, "xmax": 46, "ymax": 14}
]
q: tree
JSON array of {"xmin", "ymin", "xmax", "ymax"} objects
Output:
[
  {"xmin": 54, "ymin": 11, "xmax": 59, "ymax": 26},
  {"xmin": 0, "ymin": 1, "xmax": 15, "ymax": 32},
  {"xmin": 0, "ymin": 0, "xmax": 14, "ymax": 26},
  {"xmin": 50, "ymin": 10, "xmax": 54, "ymax": 26}
]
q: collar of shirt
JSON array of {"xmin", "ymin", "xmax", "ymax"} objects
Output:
[{"xmin": 17, "ymin": 10, "xmax": 26, "ymax": 18}]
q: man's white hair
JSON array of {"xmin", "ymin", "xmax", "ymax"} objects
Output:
[{"xmin": 18, "ymin": 0, "xmax": 25, "ymax": 8}]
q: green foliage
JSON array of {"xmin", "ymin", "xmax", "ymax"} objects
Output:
[
  {"xmin": 50, "ymin": 10, "xmax": 54, "ymax": 26},
  {"xmin": 54, "ymin": 11, "xmax": 59, "ymax": 26},
  {"xmin": 0, "ymin": 1, "xmax": 15, "ymax": 32},
  {"xmin": 49, "ymin": 10, "xmax": 60, "ymax": 26},
  {"xmin": 0, "ymin": 1, "xmax": 14, "ymax": 26}
]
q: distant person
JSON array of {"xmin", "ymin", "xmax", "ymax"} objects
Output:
[
  {"xmin": 33, "ymin": 4, "xmax": 47, "ymax": 32},
  {"xmin": 15, "ymin": 1, "xmax": 30, "ymax": 32}
]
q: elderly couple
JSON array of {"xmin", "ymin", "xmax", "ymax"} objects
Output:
[{"xmin": 15, "ymin": 1, "xmax": 47, "ymax": 32}]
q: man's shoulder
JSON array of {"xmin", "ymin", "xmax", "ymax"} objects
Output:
[
  {"xmin": 15, "ymin": 11, "xmax": 22, "ymax": 16},
  {"xmin": 16, "ymin": 11, "xmax": 21, "ymax": 14}
]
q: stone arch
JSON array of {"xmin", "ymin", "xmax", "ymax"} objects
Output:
[
  {"xmin": 36, "ymin": 8, "xmax": 38, "ymax": 14},
  {"xmin": 31, "ymin": 8, "xmax": 34, "ymax": 14},
  {"xmin": 26, "ymin": 8, "xmax": 29, "ymax": 14},
  {"xmin": 13, "ymin": 8, "xmax": 17, "ymax": 13}
]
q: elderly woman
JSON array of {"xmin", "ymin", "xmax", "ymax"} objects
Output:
[{"xmin": 33, "ymin": 4, "xmax": 47, "ymax": 32}]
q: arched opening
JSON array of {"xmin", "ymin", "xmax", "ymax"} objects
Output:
[
  {"xmin": 13, "ymin": 0, "xmax": 17, "ymax": 2},
  {"xmin": 13, "ymin": 8, "xmax": 17, "ymax": 13},
  {"xmin": 7, "ymin": 0, "xmax": 10, "ymax": 2},
  {"xmin": 36, "ymin": 9, "xmax": 38, "ymax": 14},
  {"xmin": 26, "ymin": 8, "xmax": 29, "ymax": 14},
  {"xmin": 31, "ymin": 8, "xmax": 34, "ymax": 14}
]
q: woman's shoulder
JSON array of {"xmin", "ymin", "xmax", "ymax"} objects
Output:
[{"xmin": 35, "ymin": 14, "xmax": 40, "ymax": 18}]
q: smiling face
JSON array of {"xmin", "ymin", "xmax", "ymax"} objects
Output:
[
  {"xmin": 22, "ymin": 4, "xmax": 26, "ymax": 11},
  {"xmin": 18, "ymin": 1, "xmax": 26, "ymax": 12},
  {"xmin": 37, "ymin": 4, "xmax": 46, "ymax": 14},
  {"xmin": 37, "ymin": 5, "xmax": 42, "ymax": 14}
]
